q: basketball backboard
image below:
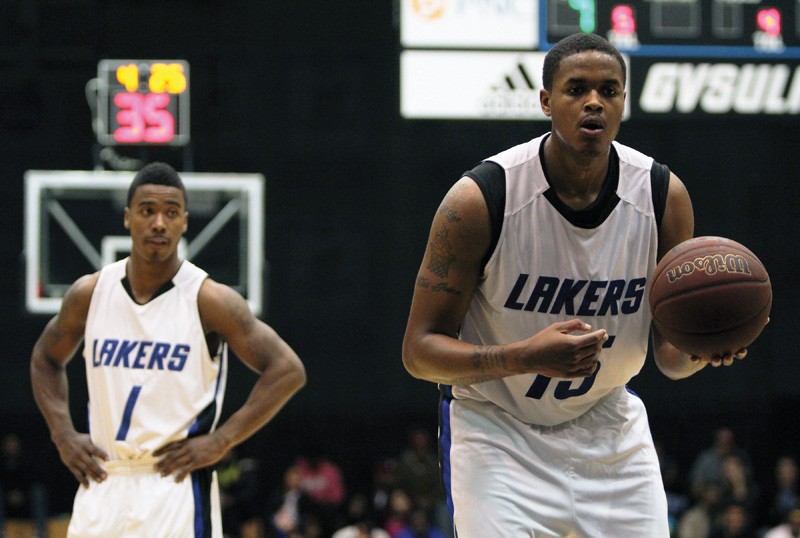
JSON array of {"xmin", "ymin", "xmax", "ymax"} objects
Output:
[{"xmin": 24, "ymin": 170, "xmax": 265, "ymax": 315}]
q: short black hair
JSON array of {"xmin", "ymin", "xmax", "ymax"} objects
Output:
[
  {"xmin": 126, "ymin": 162, "xmax": 187, "ymax": 207},
  {"xmin": 542, "ymin": 33, "xmax": 626, "ymax": 91}
]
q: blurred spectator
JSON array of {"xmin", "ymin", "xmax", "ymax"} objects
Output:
[
  {"xmin": 333, "ymin": 518, "xmax": 391, "ymax": 538},
  {"xmin": 718, "ymin": 454, "xmax": 760, "ymax": 513},
  {"xmin": 341, "ymin": 492, "xmax": 376, "ymax": 528},
  {"xmin": 690, "ymin": 427, "xmax": 754, "ymax": 500},
  {"xmin": 767, "ymin": 456, "xmax": 800, "ymax": 528},
  {"xmin": 299, "ymin": 513, "xmax": 324, "ymax": 538},
  {"xmin": 268, "ymin": 465, "xmax": 314, "ymax": 538},
  {"xmin": 763, "ymin": 506, "xmax": 800, "ymax": 538},
  {"xmin": 394, "ymin": 428, "xmax": 450, "ymax": 537},
  {"xmin": 678, "ymin": 482, "xmax": 723, "ymax": 538},
  {"xmin": 395, "ymin": 429, "xmax": 441, "ymax": 509},
  {"xmin": 295, "ymin": 452, "xmax": 346, "ymax": 507},
  {"xmin": 657, "ymin": 441, "xmax": 690, "ymax": 535},
  {"xmin": 371, "ymin": 458, "xmax": 398, "ymax": 524},
  {"xmin": 0, "ymin": 432, "xmax": 48, "ymax": 538},
  {"xmin": 217, "ymin": 449, "xmax": 261, "ymax": 538},
  {"xmin": 383, "ymin": 489, "xmax": 413, "ymax": 538},
  {"xmin": 395, "ymin": 508, "xmax": 446, "ymax": 538},
  {"xmin": 709, "ymin": 502, "xmax": 753, "ymax": 538},
  {"xmin": 294, "ymin": 448, "xmax": 346, "ymax": 537}
]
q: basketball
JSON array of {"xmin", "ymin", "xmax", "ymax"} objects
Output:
[{"xmin": 648, "ymin": 236, "xmax": 771, "ymax": 357}]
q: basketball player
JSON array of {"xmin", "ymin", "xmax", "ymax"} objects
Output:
[
  {"xmin": 30, "ymin": 162, "xmax": 306, "ymax": 537},
  {"xmin": 402, "ymin": 33, "xmax": 750, "ymax": 537}
]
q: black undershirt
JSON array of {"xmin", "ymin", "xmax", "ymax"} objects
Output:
[
  {"xmin": 120, "ymin": 276, "xmax": 175, "ymax": 305},
  {"xmin": 463, "ymin": 140, "xmax": 670, "ymax": 271}
]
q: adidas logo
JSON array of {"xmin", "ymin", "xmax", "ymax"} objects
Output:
[
  {"xmin": 493, "ymin": 61, "xmax": 538, "ymax": 91},
  {"xmin": 482, "ymin": 60, "xmax": 543, "ymax": 117}
]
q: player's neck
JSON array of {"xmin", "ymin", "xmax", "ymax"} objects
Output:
[
  {"xmin": 125, "ymin": 256, "xmax": 182, "ymax": 303},
  {"xmin": 542, "ymin": 138, "xmax": 610, "ymax": 209}
]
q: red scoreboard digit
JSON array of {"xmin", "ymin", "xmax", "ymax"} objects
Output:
[{"xmin": 97, "ymin": 59, "xmax": 190, "ymax": 146}]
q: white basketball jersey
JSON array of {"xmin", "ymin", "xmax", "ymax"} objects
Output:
[
  {"xmin": 83, "ymin": 259, "xmax": 227, "ymax": 461},
  {"xmin": 454, "ymin": 134, "xmax": 659, "ymax": 426}
]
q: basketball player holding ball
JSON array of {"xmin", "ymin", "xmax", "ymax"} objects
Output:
[{"xmin": 403, "ymin": 33, "xmax": 764, "ymax": 537}]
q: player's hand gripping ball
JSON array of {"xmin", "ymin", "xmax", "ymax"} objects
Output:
[{"xmin": 648, "ymin": 236, "xmax": 771, "ymax": 358}]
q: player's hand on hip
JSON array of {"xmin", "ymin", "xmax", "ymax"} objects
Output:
[
  {"xmin": 53, "ymin": 431, "xmax": 108, "ymax": 487},
  {"xmin": 153, "ymin": 434, "xmax": 227, "ymax": 482},
  {"xmin": 523, "ymin": 319, "xmax": 608, "ymax": 378}
]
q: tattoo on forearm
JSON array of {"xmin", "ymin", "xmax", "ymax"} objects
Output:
[
  {"xmin": 431, "ymin": 282, "xmax": 460, "ymax": 296},
  {"xmin": 472, "ymin": 346, "xmax": 507, "ymax": 372},
  {"xmin": 415, "ymin": 276, "xmax": 461, "ymax": 296},
  {"xmin": 419, "ymin": 204, "xmax": 464, "ymax": 291}
]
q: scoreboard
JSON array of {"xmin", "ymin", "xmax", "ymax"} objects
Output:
[
  {"xmin": 544, "ymin": 0, "xmax": 800, "ymax": 58},
  {"xmin": 400, "ymin": 0, "xmax": 800, "ymax": 119}
]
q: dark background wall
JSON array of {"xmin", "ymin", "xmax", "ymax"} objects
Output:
[{"xmin": 1, "ymin": 0, "xmax": 798, "ymax": 515}]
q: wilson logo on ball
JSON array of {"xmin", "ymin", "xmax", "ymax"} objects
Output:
[
  {"xmin": 649, "ymin": 236, "xmax": 771, "ymax": 358},
  {"xmin": 666, "ymin": 254, "xmax": 750, "ymax": 283}
]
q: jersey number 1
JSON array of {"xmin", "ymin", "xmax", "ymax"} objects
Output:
[{"xmin": 115, "ymin": 385, "xmax": 142, "ymax": 441}]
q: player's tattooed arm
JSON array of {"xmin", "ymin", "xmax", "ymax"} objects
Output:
[
  {"xmin": 472, "ymin": 345, "xmax": 507, "ymax": 371},
  {"xmin": 418, "ymin": 204, "xmax": 464, "ymax": 296},
  {"xmin": 427, "ymin": 205, "xmax": 459, "ymax": 277},
  {"xmin": 439, "ymin": 204, "xmax": 461, "ymax": 224},
  {"xmin": 447, "ymin": 346, "xmax": 510, "ymax": 385},
  {"xmin": 433, "ymin": 346, "xmax": 512, "ymax": 386},
  {"xmin": 402, "ymin": 177, "xmax": 496, "ymax": 384},
  {"xmin": 415, "ymin": 275, "xmax": 461, "ymax": 296}
]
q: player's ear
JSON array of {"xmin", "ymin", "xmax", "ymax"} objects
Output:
[
  {"xmin": 182, "ymin": 211, "xmax": 188, "ymax": 234},
  {"xmin": 540, "ymin": 88, "xmax": 552, "ymax": 117},
  {"xmin": 123, "ymin": 207, "xmax": 131, "ymax": 230}
]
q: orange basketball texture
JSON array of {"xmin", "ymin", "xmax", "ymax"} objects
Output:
[{"xmin": 648, "ymin": 236, "xmax": 771, "ymax": 357}]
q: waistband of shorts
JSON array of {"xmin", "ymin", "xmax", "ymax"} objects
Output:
[
  {"xmin": 103, "ymin": 459, "xmax": 159, "ymax": 475},
  {"xmin": 529, "ymin": 385, "xmax": 628, "ymax": 433}
]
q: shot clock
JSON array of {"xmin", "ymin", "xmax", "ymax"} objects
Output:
[{"xmin": 96, "ymin": 59, "xmax": 190, "ymax": 146}]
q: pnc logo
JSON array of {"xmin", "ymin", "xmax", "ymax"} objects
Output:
[
  {"xmin": 413, "ymin": 0, "xmax": 446, "ymax": 19},
  {"xmin": 666, "ymin": 254, "xmax": 751, "ymax": 283}
]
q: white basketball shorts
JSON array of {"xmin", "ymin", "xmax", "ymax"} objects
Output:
[
  {"xmin": 440, "ymin": 386, "xmax": 669, "ymax": 538},
  {"xmin": 67, "ymin": 460, "xmax": 222, "ymax": 538}
]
